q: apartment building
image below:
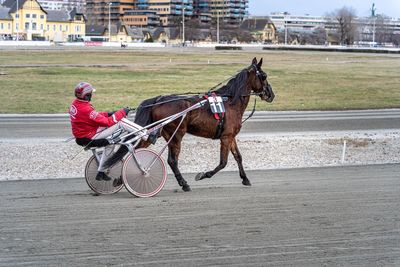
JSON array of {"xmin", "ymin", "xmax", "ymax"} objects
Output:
[
  {"xmin": 193, "ymin": 0, "xmax": 210, "ymax": 23},
  {"xmin": 38, "ymin": 0, "xmax": 85, "ymax": 11},
  {"xmin": 209, "ymin": 0, "xmax": 248, "ymax": 25},
  {"xmin": 139, "ymin": 0, "xmax": 193, "ymax": 27},
  {"xmin": 86, "ymin": 0, "xmax": 135, "ymax": 25},
  {"xmin": 86, "ymin": 0, "xmax": 247, "ymax": 28}
]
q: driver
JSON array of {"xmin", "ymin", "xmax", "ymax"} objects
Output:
[{"xmin": 69, "ymin": 82, "xmax": 147, "ymax": 182}]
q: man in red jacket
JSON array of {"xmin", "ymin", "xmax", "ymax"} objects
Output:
[{"xmin": 69, "ymin": 82, "xmax": 147, "ymax": 182}]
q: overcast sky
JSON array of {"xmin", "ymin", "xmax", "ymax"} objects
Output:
[{"xmin": 248, "ymin": 0, "xmax": 400, "ymax": 18}]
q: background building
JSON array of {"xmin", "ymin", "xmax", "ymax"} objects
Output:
[
  {"xmin": 86, "ymin": 0, "xmax": 248, "ymax": 28},
  {"xmin": 38, "ymin": 0, "xmax": 85, "ymax": 11},
  {"xmin": 193, "ymin": 0, "xmax": 210, "ymax": 24},
  {"xmin": 209, "ymin": 0, "xmax": 248, "ymax": 25},
  {"xmin": 0, "ymin": 0, "xmax": 85, "ymax": 41}
]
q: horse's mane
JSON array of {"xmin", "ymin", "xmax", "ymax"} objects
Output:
[
  {"xmin": 214, "ymin": 69, "xmax": 249, "ymax": 105},
  {"xmin": 134, "ymin": 95, "xmax": 196, "ymax": 126},
  {"xmin": 135, "ymin": 68, "xmax": 249, "ymax": 126}
]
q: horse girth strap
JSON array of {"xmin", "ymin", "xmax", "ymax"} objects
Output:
[{"xmin": 213, "ymin": 113, "xmax": 225, "ymax": 140}]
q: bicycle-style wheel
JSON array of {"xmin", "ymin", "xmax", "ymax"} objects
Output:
[
  {"xmin": 122, "ymin": 148, "xmax": 167, "ymax": 198},
  {"xmin": 85, "ymin": 155, "xmax": 124, "ymax": 195}
]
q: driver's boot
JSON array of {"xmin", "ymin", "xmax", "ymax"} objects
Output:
[{"xmin": 95, "ymin": 171, "xmax": 112, "ymax": 181}]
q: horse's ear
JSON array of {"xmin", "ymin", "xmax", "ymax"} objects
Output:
[
  {"xmin": 252, "ymin": 57, "xmax": 257, "ymax": 65},
  {"xmin": 257, "ymin": 58, "xmax": 263, "ymax": 68}
]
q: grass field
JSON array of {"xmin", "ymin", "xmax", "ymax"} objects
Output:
[{"xmin": 0, "ymin": 48, "xmax": 399, "ymax": 113}]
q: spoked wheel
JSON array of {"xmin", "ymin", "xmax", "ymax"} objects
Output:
[
  {"xmin": 122, "ymin": 148, "xmax": 167, "ymax": 198},
  {"xmin": 85, "ymin": 155, "xmax": 124, "ymax": 195}
]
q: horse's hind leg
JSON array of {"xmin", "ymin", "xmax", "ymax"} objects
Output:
[
  {"xmin": 230, "ymin": 138, "xmax": 251, "ymax": 186},
  {"xmin": 167, "ymin": 139, "xmax": 191, "ymax": 192},
  {"xmin": 195, "ymin": 136, "xmax": 231, "ymax": 181}
]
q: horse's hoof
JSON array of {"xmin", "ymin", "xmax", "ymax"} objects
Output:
[
  {"xmin": 182, "ymin": 184, "xmax": 191, "ymax": 192},
  {"xmin": 242, "ymin": 179, "xmax": 252, "ymax": 186},
  {"xmin": 195, "ymin": 172, "xmax": 205, "ymax": 181}
]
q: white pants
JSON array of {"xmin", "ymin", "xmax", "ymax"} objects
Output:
[
  {"xmin": 93, "ymin": 118, "xmax": 147, "ymax": 172},
  {"xmin": 93, "ymin": 118, "xmax": 147, "ymax": 140}
]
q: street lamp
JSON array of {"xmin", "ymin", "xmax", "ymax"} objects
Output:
[
  {"xmin": 217, "ymin": 11, "xmax": 220, "ymax": 43},
  {"xmin": 182, "ymin": 7, "xmax": 186, "ymax": 46},
  {"xmin": 16, "ymin": 0, "xmax": 19, "ymax": 42},
  {"xmin": 284, "ymin": 17, "xmax": 288, "ymax": 45},
  {"xmin": 108, "ymin": 2, "xmax": 112, "ymax": 42}
]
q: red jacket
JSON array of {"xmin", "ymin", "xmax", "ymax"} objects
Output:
[{"xmin": 69, "ymin": 99, "xmax": 127, "ymax": 139}]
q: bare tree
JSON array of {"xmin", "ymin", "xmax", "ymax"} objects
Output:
[
  {"xmin": 375, "ymin": 15, "xmax": 392, "ymax": 44},
  {"xmin": 185, "ymin": 18, "xmax": 202, "ymax": 41},
  {"xmin": 327, "ymin": 6, "xmax": 358, "ymax": 45}
]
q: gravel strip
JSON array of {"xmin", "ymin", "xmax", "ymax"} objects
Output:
[{"xmin": 1, "ymin": 130, "xmax": 399, "ymax": 181}]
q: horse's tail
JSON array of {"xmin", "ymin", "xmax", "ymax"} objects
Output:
[{"xmin": 134, "ymin": 96, "xmax": 159, "ymax": 126}]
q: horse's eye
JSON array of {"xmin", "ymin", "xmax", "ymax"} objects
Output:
[{"xmin": 261, "ymin": 73, "xmax": 267, "ymax": 81}]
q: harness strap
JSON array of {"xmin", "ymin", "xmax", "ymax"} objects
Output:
[
  {"xmin": 204, "ymin": 93, "xmax": 226, "ymax": 140},
  {"xmin": 213, "ymin": 115, "xmax": 225, "ymax": 140},
  {"xmin": 242, "ymin": 97, "xmax": 257, "ymax": 124}
]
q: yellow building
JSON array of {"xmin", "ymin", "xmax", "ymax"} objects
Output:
[
  {"xmin": 0, "ymin": 0, "xmax": 85, "ymax": 42},
  {"xmin": 240, "ymin": 18, "xmax": 278, "ymax": 44}
]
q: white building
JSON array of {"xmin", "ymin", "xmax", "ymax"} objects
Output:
[
  {"xmin": 268, "ymin": 12, "xmax": 326, "ymax": 31},
  {"xmin": 37, "ymin": 0, "xmax": 85, "ymax": 11}
]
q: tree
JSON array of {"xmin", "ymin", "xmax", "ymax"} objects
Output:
[
  {"xmin": 184, "ymin": 18, "xmax": 203, "ymax": 41},
  {"xmin": 327, "ymin": 6, "xmax": 358, "ymax": 45},
  {"xmin": 375, "ymin": 15, "xmax": 392, "ymax": 44}
]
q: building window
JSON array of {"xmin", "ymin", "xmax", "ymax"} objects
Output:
[
  {"xmin": 32, "ymin": 14, "xmax": 37, "ymax": 19},
  {"xmin": 0, "ymin": 23, "xmax": 3, "ymax": 30},
  {"xmin": 32, "ymin": 23, "xmax": 37, "ymax": 30},
  {"xmin": 53, "ymin": 25, "xmax": 56, "ymax": 31},
  {"xmin": 25, "ymin": 22, "xmax": 29, "ymax": 30},
  {"xmin": 40, "ymin": 15, "xmax": 44, "ymax": 19},
  {"xmin": 41, "ymin": 24, "xmax": 43, "ymax": 30},
  {"xmin": 8, "ymin": 23, "xmax": 11, "ymax": 30},
  {"xmin": 16, "ymin": 23, "xmax": 19, "ymax": 30},
  {"xmin": 60, "ymin": 25, "xmax": 62, "ymax": 31},
  {"xmin": 47, "ymin": 25, "xmax": 50, "ymax": 31},
  {"xmin": 16, "ymin": 14, "xmax": 19, "ymax": 18},
  {"xmin": 26, "ymin": 14, "xmax": 30, "ymax": 18}
]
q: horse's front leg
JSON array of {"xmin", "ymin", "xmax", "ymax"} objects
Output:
[
  {"xmin": 195, "ymin": 136, "xmax": 231, "ymax": 181},
  {"xmin": 230, "ymin": 138, "xmax": 251, "ymax": 186}
]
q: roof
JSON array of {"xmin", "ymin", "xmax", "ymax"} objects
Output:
[
  {"xmin": 0, "ymin": 7, "xmax": 12, "ymax": 20},
  {"xmin": 46, "ymin": 8, "xmax": 83, "ymax": 22},
  {"xmin": 2, "ymin": 0, "xmax": 26, "ymax": 13},
  {"xmin": 109, "ymin": 22, "xmax": 127, "ymax": 35},
  {"xmin": 2, "ymin": 0, "xmax": 46, "ymax": 14},
  {"xmin": 156, "ymin": 27, "xmax": 180, "ymax": 40},
  {"xmin": 85, "ymin": 25, "xmax": 106, "ymax": 36},
  {"xmin": 126, "ymin": 27, "xmax": 145, "ymax": 39},
  {"xmin": 240, "ymin": 18, "xmax": 274, "ymax": 31},
  {"xmin": 46, "ymin": 10, "xmax": 69, "ymax": 22}
]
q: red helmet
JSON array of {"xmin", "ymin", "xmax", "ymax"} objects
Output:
[{"xmin": 74, "ymin": 82, "xmax": 95, "ymax": 101}]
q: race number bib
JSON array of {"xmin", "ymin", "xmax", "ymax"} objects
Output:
[{"xmin": 208, "ymin": 96, "xmax": 225, "ymax": 114}]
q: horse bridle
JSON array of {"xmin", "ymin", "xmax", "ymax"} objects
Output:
[{"xmin": 250, "ymin": 64, "xmax": 272, "ymax": 99}]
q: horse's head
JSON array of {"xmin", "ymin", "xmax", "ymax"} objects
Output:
[{"xmin": 248, "ymin": 57, "xmax": 275, "ymax": 103}]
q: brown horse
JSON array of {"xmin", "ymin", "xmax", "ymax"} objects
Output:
[{"xmin": 132, "ymin": 57, "xmax": 275, "ymax": 192}]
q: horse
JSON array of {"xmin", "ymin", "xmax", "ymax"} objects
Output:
[{"xmin": 107, "ymin": 57, "xmax": 274, "ymax": 192}]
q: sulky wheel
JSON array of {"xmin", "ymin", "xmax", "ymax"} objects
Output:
[
  {"xmin": 122, "ymin": 148, "xmax": 167, "ymax": 198},
  {"xmin": 85, "ymin": 155, "xmax": 124, "ymax": 195}
]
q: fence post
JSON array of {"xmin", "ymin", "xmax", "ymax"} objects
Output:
[{"xmin": 341, "ymin": 140, "xmax": 347, "ymax": 164}]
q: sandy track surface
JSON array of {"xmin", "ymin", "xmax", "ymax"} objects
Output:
[{"xmin": 0, "ymin": 165, "xmax": 399, "ymax": 266}]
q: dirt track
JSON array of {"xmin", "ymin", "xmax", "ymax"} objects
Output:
[{"xmin": 0, "ymin": 164, "xmax": 399, "ymax": 266}]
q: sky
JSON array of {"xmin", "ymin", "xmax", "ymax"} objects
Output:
[{"xmin": 248, "ymin": 0, "xmax": 400, "ymax": 19}]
